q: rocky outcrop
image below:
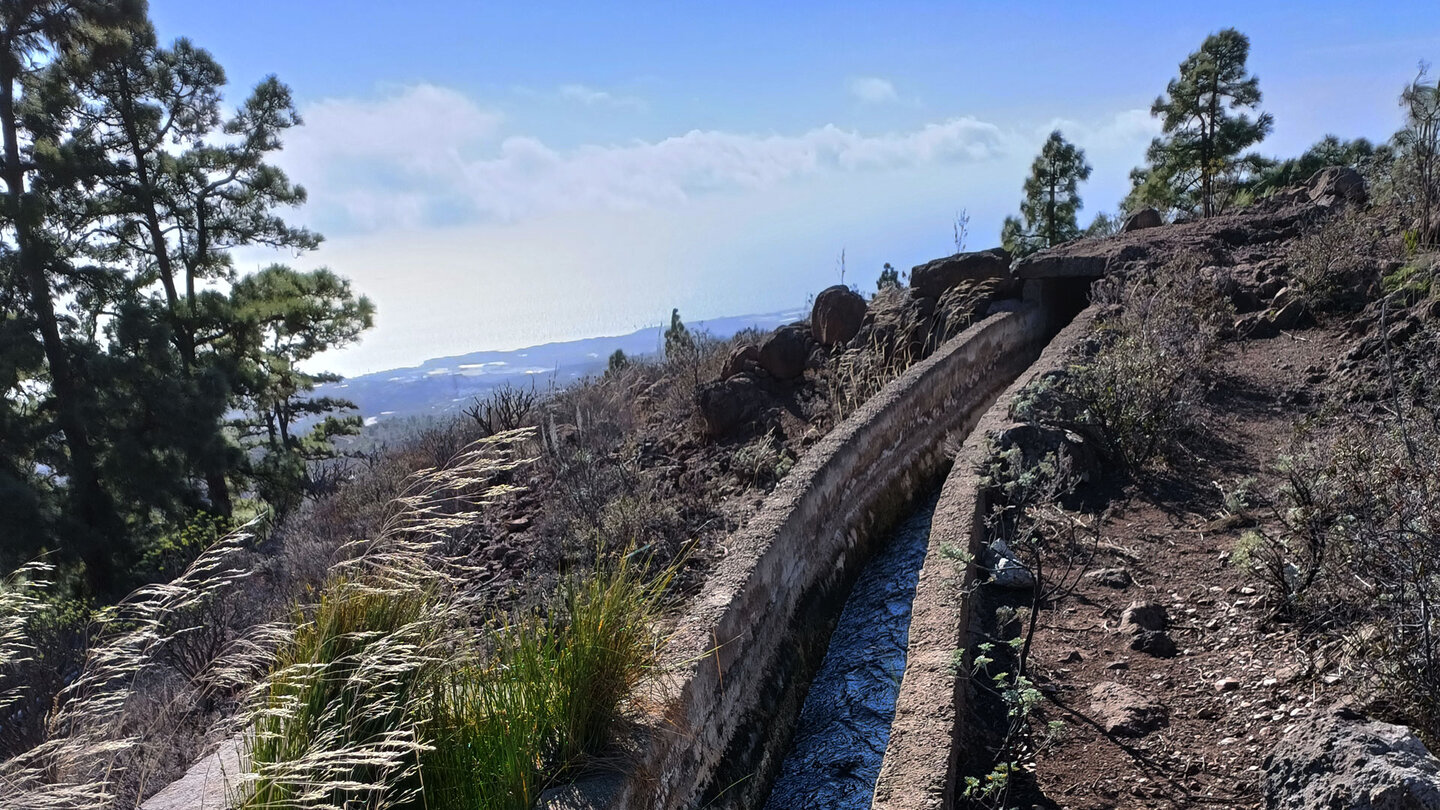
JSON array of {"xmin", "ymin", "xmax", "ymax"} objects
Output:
[
  {"xmin": 1307, "ymin": 166, "xmax": 1367, "ymax": 207},
  {"xmin": 720, "ymin": 344, "xmax": 761, "ymax": 379},
  {"xmin": 757, "ymin": 324, "xmax": 811, "ymax": 380},
  {"xmin": 909, "ymin": 248, "xmax": 1011, "ymax": 299},
  {"xmin": 811, "ymin": 285, "xmax": 867, "ymax": 346},
  {"xmin": 1264, "ymin": 707, "xmax": 1440, "ymax": 810},
  {"xmin": 1122, "ymin": 207, "xmax": 1163, "ymax": 232},
  {"xmin": 991, "ymin": 421, "xmax": 1100, "ymax": 483},
  {"xmin": 1013, "ymin": 173, "xmax": 1356, "ymax": 280}
]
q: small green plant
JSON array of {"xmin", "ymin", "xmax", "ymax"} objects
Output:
[
  {"xmin": 962, "ymin": 639, "xmax": 1065, "ymax": 808},
  {"xmin": 1382, "ymin": 262, "xmax": 1434, "ymax": 303},
  {"xmin": 730, "ymin": 432, "xmax": 796, "ymax": 488}
]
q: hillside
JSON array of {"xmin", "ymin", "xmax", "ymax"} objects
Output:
[
  {"xmin": 321, "ymin": 309, "xmax": 807, "ymax": 424},
  {"xmin": 3, "ymin": 8, "xmax": 1440, "ymax": 810}
]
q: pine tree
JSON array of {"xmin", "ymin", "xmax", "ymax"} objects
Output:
[
  {"xmin": 1128, "ymin": 28, "xmax": 1273, "ymax": 218},
  {"xmin": 0, "ymin": 0, "xmax": 145, "ymax": 590},
  {"xmin": 1001, "ymin": 130, "xmax": 1092, "ymax": 257},
  {"xmin": 1398, "ymin": 66, "xmax": 1440, "ymax": 245},
  {"xmin": 664, "ymin": 308, "xmax": 693, "ymax": 360},
  {"xmin": 228, "ymin": 265, "xmax": 374, "ymax": 516},
  {"xmin": 876, "ymin": 262, "xmax": 901, "ymax": 291},
  {"xmin": 0, "ymin": 6, "xmax": 374, "ymax": 591}
]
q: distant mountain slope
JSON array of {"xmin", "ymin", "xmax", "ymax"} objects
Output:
[{"xmin": 321, "ymin": 308, "xmax": 807, "ymax": 423}]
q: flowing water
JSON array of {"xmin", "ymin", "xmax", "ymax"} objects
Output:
[{"xmin": 760, "ymin": 491, "xmax": 940, "ymax": 810}]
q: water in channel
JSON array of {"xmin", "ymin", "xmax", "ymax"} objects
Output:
[{"xmin": 761, "ymin": 490, "xmax": 940, "ymax": 810}]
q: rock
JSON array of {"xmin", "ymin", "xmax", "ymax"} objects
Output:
[
  {"xmin": 811, "ymin": 285, "xmax": 868, "ymax": 346},
  {"xmin": 721, "ymin": 344, "xmax": 761, "ymax": 379},
  {"xmin": 1307, "ymin": 166, "xmax": 1368, "ymax": 207},
  {"xmin": 1122, "ymin": 208, "xmax": 1163, "ymax": 232},
  {"xmin": 1129, "ymin": 630, "xmax": 1177, "ymax": 658},
  {"xmin": 909, "ymin": 248, "xmax": 1011, "ymax": 299},
  {"xmin": 1270, "ymin": 286, "xmax": 1301, "ymax": 310},
  {"xmin": 1086, "ymin": 568, "xmax": 1132, "ymax": 589},
  {"xmin": 1119, "ymin": 601, "xmax": 1168, "ymax": 634},
  {"xmin": 992, "ymin": 422, "xmax": 1101, "ymax": 484},
  {"xmin": 757, "ymin": 324, "xmax": 811, "ymax": 380},
  {"xmin": 696, "ymin": 375, "xmax": 768, "ymax": 437},
  {"xmin": 1236, "ymin": 312, "xmax": 1280, "ymax": 339},
  {"xmin": 1061, "ymin": 650, "xmax": 1083, "ymax": 664},
  {"xmin": 504, "ymin": 516, "xmax": 531, "ymax": 533},
  {"xmin": 1264, "ymin": 708, "xmax": 1440, "ymax": 810},
  {"xmin": 1088, "ymin": 681, "xmax": 1167, "ymax": 737},
  {"xmin": 1270, "ymin": 298, "xmax": 1309, "ymax": 331},
  {"xmin": 986, "ymin": 538, "xmax": 1034, "ymax": 589},
  {"xmin": 1014, "ymin": 252, "xmax": 1109, "ymax": 280}
]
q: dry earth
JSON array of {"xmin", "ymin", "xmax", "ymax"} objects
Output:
[{"xmin": 1021, "ymin": 324, "xmax": 1350, "ymax": 809}]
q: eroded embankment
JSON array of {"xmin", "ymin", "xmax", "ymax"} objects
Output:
[
  {"xmin": 870, "ymin": 305, "xmax": 1100, "ymax": 810},
  {"xmin": 548, "ymin": 300, "xmax": 1061, "ymax": 810}
]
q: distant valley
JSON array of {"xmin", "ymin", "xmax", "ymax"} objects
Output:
[{"xmin": 319, "ymin": 308, "xmax": 808, "ymax": 425}]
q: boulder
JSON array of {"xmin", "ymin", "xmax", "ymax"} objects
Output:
[
  {"xmin": 1129, "ymin": 630, "xmax": 1177, "ymax": 658},
  {"xmin": 1236, "ymin": 312, "xmax": 1280, "ymax": 340},
  {"xmin": 909, "ymin": 248, "xmax": 1011, "ymax": 299},
  {"xmin": 1119, "ymin": 601, "xmax": 1167, "ymax": 634},
  {"xmin": 811, "ymin": 285, "xmax": 867, "ymax": 346},
  {"xmin": 757, "ymin": 324, "xmax": 811, "ymax": 381},
  {"xmin": 696, "ymin": 375, "xmax": 768, "ymax": 437},
  {"xmin": 721, "ymin": 344, "xmax": 761, "ymax": 379},
  {"xmin": 992, "ymin": 422, "xmax": 1101, "ymax": 484},
  {"xmin": 1264, "ymin": 707, "xmax": 1440, "ymax": 810},
  {"xmin": 1013, "ymin": 252, "xmax": 1109, "ymax": 280},
  {"xmin": 1088, "ymin": 681, "xmax": 1167, "ymax": 737},
  {"xmin": 1308, "ymin": 166, "xmax": 1368, "ymax": 207},
  {"xmin": 1270, "ymin": 298, "xmax": 1309, "ymax": 331},
  {"xmin": 1122, "ymin": 208, "xmax": 1163, "ymax": 232}
]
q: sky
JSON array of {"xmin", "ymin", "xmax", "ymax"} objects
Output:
[{"xmin": 148, "ymin": 1, "xmax": 1440, "ymax": 376}]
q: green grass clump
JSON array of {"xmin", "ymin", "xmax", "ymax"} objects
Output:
[
  {"xmin": 241, "ymin": 579, "xmax": 445, "ymax": 809},
  {"xmin": 420, "ymin": 550, "xmax": 672, "ymax": 810},
  {"xmin": 238, "ymin": 549, "xmax": 671, "ymax": 810},
  {"xmin": 1382, "ymin": 262, "xmax": 1434, "ymax": 302}
]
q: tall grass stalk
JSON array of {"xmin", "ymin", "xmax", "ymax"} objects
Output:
[{"xmin": 234, "ymin": 429, "xmax": 673, "ymax": 810}]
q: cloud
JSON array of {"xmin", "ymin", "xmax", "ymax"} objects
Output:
[
  {"xmin": 279, "ymin": 84, "xmax": 1007, "ymax": 232},
  {"xmin": 849, "ymin": 77, "xmax": 898, "ymax": 104},
  {"xmin": 1042, "ymin": 108, "xmax": 1162, "ymax": 147},
  {"xmin": 558, "ymin": 83, "xmax": 646, "ymax": 110}
]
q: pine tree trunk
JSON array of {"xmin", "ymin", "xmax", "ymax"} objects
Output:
[
  {"xmin": 115, "ymin": 71, "xmax": 233, "ymax": 517},
  {"xmin": 0, "ymin": 65, "xmax": 117, "ymax": 593}
]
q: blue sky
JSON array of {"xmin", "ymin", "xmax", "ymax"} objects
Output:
[{"xmin": 150, "ymin": 1, "xmax": 1440, "ymax": 375}]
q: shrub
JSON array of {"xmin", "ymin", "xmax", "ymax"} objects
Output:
[
  {"xmin": 729, "ymin": 432, "xmax": 796, "ymax": 488},
  {"xmin": 1382, "ymin": 260, "xmax": 1436, "ymax": 303},
  {"xmin": 1013, "ymin": 260, "xmax": 1231, "ymax": 472},
  {"xmin": 464, "ymin": 382, "xmax": 540, "ymax": 437},
  {"xmin": 1241, "ymin": 397, "xmax": 1440, "ymax": 741},
  {"xmin": 1284, "ymin": 208, "xmax": 1390, "ymax": 311}
]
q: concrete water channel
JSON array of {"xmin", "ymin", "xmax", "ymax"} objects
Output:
[{"xmin": 760, "ymin": 491, "xmax": 941, "ymax": 810}]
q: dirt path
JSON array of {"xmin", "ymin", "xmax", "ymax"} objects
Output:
[{"xmin": 1022, "ymin": 327, "xmax": 1349, "ymax": 809}]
